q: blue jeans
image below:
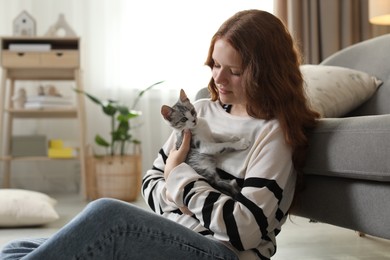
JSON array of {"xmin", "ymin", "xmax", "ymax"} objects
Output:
[{"xmin": 0, "ymin": 198, "xmax": 238, "ymax": 260}]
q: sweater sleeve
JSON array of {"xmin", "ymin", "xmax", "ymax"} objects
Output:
[
  {"xmin": 165, "ymin": 123, "xmax": 296, "ymax": 255},
  {"xmin": 141, "ymin": 132, "xmax": 181, "ymax": 214}
]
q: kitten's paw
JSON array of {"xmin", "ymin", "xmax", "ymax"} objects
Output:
[
  {"xmin": 229, "ymin": 136, "xmax": 241, "ymax": 142},
  {"xmin": 234, "ymin": 138, "xmax": 251, "ymax": 150}
]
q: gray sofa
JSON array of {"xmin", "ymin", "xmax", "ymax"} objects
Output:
[
  {"xmin": 196, "ymin": 34, "xmax": 390, "ymax": 240},
  {"xmin": 291, "ymin": 34, "xmax": 390, "ymax": 240}
]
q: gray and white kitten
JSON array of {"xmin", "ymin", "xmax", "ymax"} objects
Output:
[{"xmin": 161, "ymin": 89, "xmax": 250, "ymax": 197}]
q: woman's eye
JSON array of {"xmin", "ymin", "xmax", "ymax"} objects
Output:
[{"xmin": 231, "ymin": 70, "xmax": 242, "ymax": 76}]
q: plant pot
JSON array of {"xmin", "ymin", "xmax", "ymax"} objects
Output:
[{"xmin": 87, "ymin": 154, "xmax": 142, "ymax": 202}]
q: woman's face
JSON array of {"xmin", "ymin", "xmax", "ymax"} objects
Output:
[{"xmin": 212, "ymin": 39, "xmax": 246, "ymax": 113}]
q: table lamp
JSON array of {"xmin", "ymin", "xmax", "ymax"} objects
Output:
[{"xmin": 369, "ymin": 0, "xmax": 390, "ymax": 25}]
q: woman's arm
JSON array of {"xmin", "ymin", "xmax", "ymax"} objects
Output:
[
  {"xmin": 142, "ymin": 130, "xmax": 196, "ymax": 215},
  {"xmin": 141, "ymin": 133, "xmax": 179, "ymax": 214}
]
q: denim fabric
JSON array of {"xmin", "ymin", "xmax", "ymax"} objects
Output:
[{"xmin": 0, "ymin": 198, "xmax": 238, "ymax": 260}]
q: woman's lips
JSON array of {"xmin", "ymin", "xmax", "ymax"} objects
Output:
[{"xmin": 218, "ymin": 88, "xmax": 230, "ymax": 95}]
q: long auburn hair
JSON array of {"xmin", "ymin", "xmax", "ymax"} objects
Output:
[{"xmin": 205, "ymin": 10, "xmax": 320, "ymax": 194}]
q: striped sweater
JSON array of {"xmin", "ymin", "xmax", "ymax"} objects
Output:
[{"xmin": 142, "ymin": 99, "xmax": 296, "ymax": 259}]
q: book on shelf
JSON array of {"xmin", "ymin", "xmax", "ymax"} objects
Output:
[
  {"xmin": 9, "ymin": 44, "xmax": 51, "ymax": 52},
  {"xmin": 24, "ymin": 102, "xmax": 75, "ymax": 109},
  {"xmin": 26, "ymin": 95, "xmax": 73, "ymax": 103},
  {"xmin": 24, "ymin": 95, "xmax": 74, "ymax": 109}
]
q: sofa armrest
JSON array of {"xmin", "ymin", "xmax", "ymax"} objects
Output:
[{"xmin": 304, "ymin": 114, "xmax": 390, "ymax": 182}]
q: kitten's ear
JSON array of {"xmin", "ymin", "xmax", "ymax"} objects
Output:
[
  {"xmin": 180, "ymin": 89, "xmax": 189, "ymax": 103},
  {"xmin": 161, "ymin": 105, "xmax": 173, "ymax": 120}
]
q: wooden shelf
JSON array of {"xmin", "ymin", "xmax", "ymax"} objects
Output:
[
  {"xmin": 1, "ymin": 37, "xmax": 79, "ymax": 50},
  {"xmin": 6, "ymin": 108, "xmax": 78, "ymax": 118},
  {"xmin": 0, "ymin": 156, "xmax": 79, "ymax": 161},
  {"xmin": 0, "ymin": 36, "xmax": 88, "ymax": 198}
]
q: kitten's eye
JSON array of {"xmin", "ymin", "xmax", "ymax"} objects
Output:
[
  {"xmin": 191, "ymin": 109, "xmax": 196, "ymax": 116},
  {"xmin": 180, "ymin": 118, "xmax": 187, "ymax": 122}
]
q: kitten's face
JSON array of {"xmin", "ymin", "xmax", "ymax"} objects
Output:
[{"xmin": 161, "ymin": 89, "xmax": 197, "ymax": 131}]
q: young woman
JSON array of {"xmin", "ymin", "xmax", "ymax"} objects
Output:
[{"xmin": 1, "ymin": 10, "xmax": 319, "ymax": 260}]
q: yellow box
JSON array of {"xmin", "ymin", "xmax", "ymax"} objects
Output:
[
  {"xmin": 48, "ymin": 147, "xmax": 77, "ymax": 158},
  {"xmin": 49, "ymin": 139, "xmax": 64, "ymax": 149}
]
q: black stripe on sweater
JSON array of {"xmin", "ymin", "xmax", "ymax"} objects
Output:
[
  {"xmin": 236, "ymin": 192, "xmax": 269, "ymax": 239},
  {"xmin": 183, "ymin": 181, "xmax": 195, "ymax": 199},
  {"xmin": 159, "ymin": 148, "xmax": 168, "ymax": 164},
  {"xmin": 243, "ymin": 177, "xmax": 287, "ymax": 227},
  {"xmin": 243, "ymin": 177, "xmax": 283, "ymax": 204},
  {"xmin": 223, "ymin": 199, "xmax": 244, "ymax": 251},
  {"xmin": 147, "ymin": 194, "xmax": 155, "ymax": 212},
  {"xmin": 202, "ymin": 192, "xmax": 220, "ymax": 229},
  {"xmin": 275, "ymin": 208, "xmax": 285, "ymax": 222},
  {"xmin": 145, "ymin": 178, "xmax": 163, "ymax": 213},
  {"xmin": 142, "ymin": 176, "xmax": 163, "ymax": 195},
  {"xmin": 252, "ymin": 249, "xmax": 270, "ymax": 260},
  {"xmin": 171, "ymin": 209, "xmax": 183, "ymax": 215},
  {"xmin": 151, "ymin": 165, "xmax": 164, "ymax": 173},
  {"xmin": 199, "ymin": 230, "xmax": 214, "ymax": 236}
]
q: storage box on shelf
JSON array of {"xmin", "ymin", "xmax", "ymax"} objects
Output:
[{"xmin": 0, "ymin": 37, "xmax": 90, "ymax": 198}]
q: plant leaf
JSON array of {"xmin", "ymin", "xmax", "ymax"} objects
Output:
[
  {"xmin": 115, "ymin": 121, "xmax": 130, "ymax": 140},
  {"xmin": 132, "ymin": 139, "xmax": 141, "ymax": 144},
  {"xmin": 102, "ymin": 103, "xmax": 118, "ymax": 116},
  {"xmin": 95, "ymin": 135, "xmax": 110, "ymax": 147},
  {"xmin": 131, "ymin": 81, "xmax": 164, "ymax": 109},
  {"xmin": 117, "ymin": 111, "xmax": 140, "ymax": 122},
  {"xmin": 74, "ymin": 88, "xmax": 103, "ymax": 106}
]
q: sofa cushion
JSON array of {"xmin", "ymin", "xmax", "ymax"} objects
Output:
[
  {"xmin": 304, "ymin": 114, "xmax": 390, "ymax": 182},
  {"xmin": 301, "ymin": 65, "xmax": 382, "ymax": 118}
]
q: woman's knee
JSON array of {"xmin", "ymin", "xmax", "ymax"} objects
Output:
[
  {"xmin": 82, "ymin": 198, "xmax": 145, "ymax": 224},
  {"xmin": 85, "ymin": 198, "xmax": 133, "ymax": 214},
  {"xmin": 86, "ymin": 197, "xmax": 122, "ymax": 211}
]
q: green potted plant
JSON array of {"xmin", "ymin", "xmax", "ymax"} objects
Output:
[{"xmin": 75, "ymin": 81, "xmax": 163, "ymax": 201}]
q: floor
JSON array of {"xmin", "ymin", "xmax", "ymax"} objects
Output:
[{"xmin": 1, "ymin": 193, "xmax": 389, "ymax": 259}]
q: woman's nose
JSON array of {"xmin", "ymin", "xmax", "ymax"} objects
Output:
[{"xmin": 214, "ymin": 69, "xmax": 228, "ymax": 85}]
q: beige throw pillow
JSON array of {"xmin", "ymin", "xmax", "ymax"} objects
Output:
[
  {"xmin": 301, "ymin": 65, "xmax": 382, "ymax": 117},
  {"xmin": 0, "ymin": 189, "xmax": 59, "ymax": 227}
]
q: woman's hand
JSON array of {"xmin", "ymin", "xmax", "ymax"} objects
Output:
[
  {"xmin": 164, "ymin": 129, "xmax": 192, "ymax": 180},
  {"xmin": 164, "ymin": 130, "xmax": 192, "ymax": 215}
]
